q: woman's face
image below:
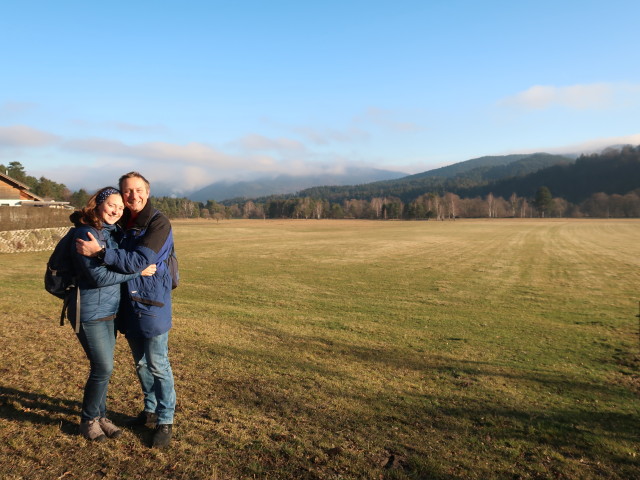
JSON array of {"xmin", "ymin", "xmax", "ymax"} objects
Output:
[{"xmin": 97, "ymin": 193, "xmax": 125, "ymax": 225}]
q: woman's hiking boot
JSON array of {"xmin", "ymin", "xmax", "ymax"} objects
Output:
[
  {"xmin": 80, "ymin": 418, "xmax": 107, "ymax": 442},
  {"xmin": 127, "ymin": 410, "xmax": 158, "ymax": 428},
  {"xmin": 98, "ymin": 417, "xmax": 122, "ymax": 438}
]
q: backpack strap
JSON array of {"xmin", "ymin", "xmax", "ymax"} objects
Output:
[
  {"xmin": 74, "ymin": 286, "xmax": 81, "ymax": 334},
  {"xmin": 59, "ymin": 286, "xmax": 81, "ymax": 333},
  {"xmin": 60, "ymin": 296, "xmax": 70, "ymax": 327}
]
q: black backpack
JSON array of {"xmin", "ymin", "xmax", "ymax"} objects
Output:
[
  {"xmin": 45, "ymin": 228, "xmax": 77, "ymax": 299},
  {"xmin": 44, "ymin": 227, "xmax": 104, "ymax": 333}
]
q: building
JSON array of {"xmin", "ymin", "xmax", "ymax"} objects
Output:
[{"xmin": 0, "ymin": 171, "xmax": 71, "ymax": 207}]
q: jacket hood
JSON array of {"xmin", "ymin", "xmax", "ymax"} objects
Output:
[{"xmin": 69, "ymin": 211, "xmax": 83, "ymax": 227}]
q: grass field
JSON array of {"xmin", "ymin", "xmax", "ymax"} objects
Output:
[{"xmin": 0, "ymin": 219, "xmax": 639, "ymax": 479}]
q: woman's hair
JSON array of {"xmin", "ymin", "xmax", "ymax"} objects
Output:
[{"xmin": 74, "ymin": 186, "xmax": 122, "ymax": 230}]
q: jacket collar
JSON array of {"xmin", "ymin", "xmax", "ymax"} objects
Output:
[{"xmin": 119, "ymin": 200, "xmax": 154, "ymax": 230}]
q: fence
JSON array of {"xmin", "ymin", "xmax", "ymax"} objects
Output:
[
  {"xmin": 0, "ymin": 205, "xmax": 70, "ymax": 231},
  {"xmin": 0, "ymin": 227, "xmax": 69, "ymax": 253}
]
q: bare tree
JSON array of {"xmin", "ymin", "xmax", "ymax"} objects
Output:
[
  {"xmin": 494, "ymin": 196, "xmax": 509, "ymax": 218},
  {"xmin": 370, "ymin": 197, "xmax": 384, "ymax": 219},
  {"xmin": 444, "ymin": 192, "xmax": 460, "ymax": 220},
  {"xmin": 228, "ymin": 204, "xmax": 242, "ymax": 218},
  {"xmin": 509, "ymin": 193, "xmax": 519, "ymax": 217},
  {"xmin": 344, "ymin": 199, "xmax": 367, "ymax": 218},
  {"xmin": 486, "ymin": 193, "xmax": 495, "ymax": 218},
  {"xmin": 553, "ymin": 198, "xmax": 570, "ymax": 217},
  {"xmin": 243, "ymin": 200, "xmax": 256, "ymax": 219},
  {"xmin": 519, "ymin": 198, "xmax": 529, "ymax": 218}
]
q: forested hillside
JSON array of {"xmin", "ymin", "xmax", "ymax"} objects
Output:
[
  {"xmin": 294, "ymin": 153, "xmax": 572, "ymax": 203},
  {"xmin": 460, "ymin": 147, "xmax": 640, "ymax": 203},
  {"xmin": 405, "ymin": 152, "xmax": 572, "ymax": 181}
]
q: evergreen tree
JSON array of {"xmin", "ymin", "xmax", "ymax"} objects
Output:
[
  {"xmin": 70, "ymin": 189, "xmax": 90, "ymax": 208},
  {"xmin": 534, "ymin": 186, "xmax": 554, "ymax": 217},
  {"xmin": 6, "ymin": 161, "xmax": 27, "ymax": 182}
]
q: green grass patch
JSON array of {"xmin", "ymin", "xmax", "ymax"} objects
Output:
[{"xmin": 1, "ymin": 218, "xmax": 639, "ymax": 479}]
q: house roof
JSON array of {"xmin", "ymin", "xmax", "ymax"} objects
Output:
[{"xmin": 0, "ymin": 171, "xmax": 44, "ymax": 201}]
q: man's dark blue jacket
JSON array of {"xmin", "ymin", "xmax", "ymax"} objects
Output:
[{"xmin": 104, "ymin": 201, "xmax": 175, "ymax": 338}]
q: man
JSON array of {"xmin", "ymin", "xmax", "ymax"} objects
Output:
[{"xmin": 77, "ymin": 172, "xmax": 176, "ymax": 448}]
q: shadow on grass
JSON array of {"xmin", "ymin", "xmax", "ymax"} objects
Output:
[
  {"xmin": 0, "ymin": 385, "xmax": 80, "ymax": 435},
  {"xmin": 0, "ymin": 385, "xmax": 151, "ymax": 444}
]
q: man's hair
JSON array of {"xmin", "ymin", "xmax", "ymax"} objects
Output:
[{"xmin": 119, "ymin": 171, "xmax": 151, "ymax": 192}]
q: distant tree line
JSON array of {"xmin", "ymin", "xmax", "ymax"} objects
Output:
[
  {"xmin": 4, "ymin": 146, "xmax": 640, "ymax": 220},
  {"xmin": 154, "ymin": 187, "xmax": 640, "ymax": 220}
]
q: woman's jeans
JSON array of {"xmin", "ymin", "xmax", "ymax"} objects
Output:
[
  {"xmin": 127, "ymin": 332, "xmax": 176, "ymax": 425},
  {"xmin": 76, "ymin": 319, "xmax": 116, "ymax": 422}
]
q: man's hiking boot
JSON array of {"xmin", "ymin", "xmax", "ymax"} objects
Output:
[
  {"xmin": 80, "ymin": 418, "xmax": 107, "ymax": 442},
  {"xmin": 98, "ymin": 417, "xmax": 122, "ymax": 438},
  {"xmin": 127, "ymin": 410, "xmax": 158, "ymax": 428},
  {"xmin": 152, "ymin": 424, "xmax": 173, "ymax": 448}
]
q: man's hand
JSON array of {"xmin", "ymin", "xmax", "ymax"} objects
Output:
[{"xmin": 76, "ymin": 232, "xmax": 102, "ymax": 257}]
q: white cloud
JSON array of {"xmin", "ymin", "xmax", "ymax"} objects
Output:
[
  {"xmin": 59, "ymin": 135, "xmax": 331, "ymax": 192},
  {"xmin": 288, "ymin": 108, "xmax": 420, "ymax": 146},
  {"xmin": 550, "ymin": 133, "xmax": 640, "ymax": 154},
  {"xmin": 110, "ymin": 122, "xmax": 168, "ymax": 134},
  {"xmin": 70, "ymin": 119, "xmax": 169, "ymax": 134},
  {"xmin": 0, "ymin": 125, "xmax": 59, "ymax": 147},
  {"xmin": 133, "ymin": 142, "xmax": 234, "ymax": 166},
  {"xmin": 293, "ymin": 126, "xmax": 369, "ymax": 145},
  {"xmin": 233, "ymin": 133, "xmax": 306, "ymax": 152},
  {"xmin": 64, "ymin": 138, "xmax": 236, "ymax": 167},
  {"xmin": 501, "ymin": 133, "xmax": 640, "ymax": 156},
  {"xmin": 500, "ymin": 82, "xmax": 640, "ymax": 110}
]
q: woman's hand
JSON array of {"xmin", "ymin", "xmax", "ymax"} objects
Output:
[{"xmin": 141, "ymin": 264, "xmax": 157, "ymax": 276}]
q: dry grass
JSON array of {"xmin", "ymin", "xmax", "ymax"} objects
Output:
[{"xmin": 0, "ymin": 219, "xmax": 639, "ymax": 479}]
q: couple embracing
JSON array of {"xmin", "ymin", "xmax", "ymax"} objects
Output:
[{"xmin": 68, "ymin": 171, "xmax": 176, "ymax": 448}]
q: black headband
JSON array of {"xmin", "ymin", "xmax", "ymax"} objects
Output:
[{"xmin": 96, "ymin": 188, "xmax": 121, "ymax": 206}]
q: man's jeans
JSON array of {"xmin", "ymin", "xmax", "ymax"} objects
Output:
[
  {"xmin": 127, "ymin": 332, "xmax": 176, "ymax": 425},
  {"xmin": 76, "ymin": 319, "xmax": 116, "ymax": 421}
]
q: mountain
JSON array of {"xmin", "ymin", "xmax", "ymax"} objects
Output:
[
  {"xmin": 189, "ymin": 167, "xmax": 407, "ymax": 202},
  {"xmin": 405, "ymin": 153, "xmax": 569, "ymax": 180},
  {"xmin": 296, "ymin": 152, "xmax": 573, "ymax": 203}
]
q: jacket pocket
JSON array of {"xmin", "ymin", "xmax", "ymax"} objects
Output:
[{"xmin": 130, "ymin": 295, "xmax": 164, "ymax": 308}]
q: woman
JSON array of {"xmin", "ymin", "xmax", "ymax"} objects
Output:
[{"xmin": 68, "ymin": 187, "xmax": 156, "ymax": 442}]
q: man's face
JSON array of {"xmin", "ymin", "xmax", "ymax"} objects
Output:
[{"xmin": 121, "ymin": 176, "xmax": 149, "ymax": 214}]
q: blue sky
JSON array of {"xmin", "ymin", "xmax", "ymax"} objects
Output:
[{"xmin": 1, "ymin": 1, "xmax": 639, "ymax": 194}]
